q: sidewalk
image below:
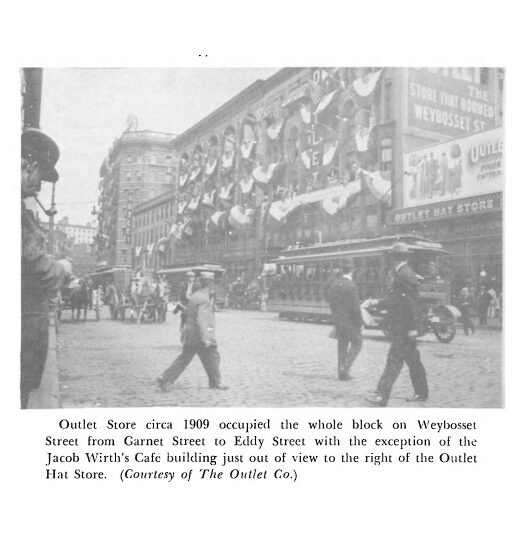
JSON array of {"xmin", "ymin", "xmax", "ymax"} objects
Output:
[{"xmin": 27, "ymin": 318, "xmax": 60, "ymax": 409}]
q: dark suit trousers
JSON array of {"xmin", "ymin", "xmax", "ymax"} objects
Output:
[
  {"xmin": 21, "ymin": 313, "xmax": 50, "ymax": 409},
  {"xmin": 376, "ymin": 336, "xmax": 428, "ymax": 406},
  {"xmin": 163, "ymin": 343, "xmax": 221, "ymax": 387},
  {"xmin": 337, "ymin": 327, "xmax": 362, "ymax": 378}
]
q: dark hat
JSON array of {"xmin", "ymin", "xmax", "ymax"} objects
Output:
[{"xmin": 21, "ymin": 128, "xmax": 60, "ymax": 182}]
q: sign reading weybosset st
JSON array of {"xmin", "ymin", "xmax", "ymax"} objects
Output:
[
  {"xmin": 405, "ymin": 68, "xmax": 496, "ymax": 139},
  {"xmin": 402, "ymin": 126, "xmax": 503, "ymax": 209}
]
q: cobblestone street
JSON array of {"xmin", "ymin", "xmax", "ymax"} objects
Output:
[{"xmin": 56, "ymin": 309, "xmax": 502, "ymax": 408}]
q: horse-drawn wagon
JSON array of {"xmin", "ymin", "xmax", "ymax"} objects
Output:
[{"xmin": 89, "ymin": 267, "xmax": 169, "ymax": 323}]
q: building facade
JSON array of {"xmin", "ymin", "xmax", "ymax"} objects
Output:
[
  {"xmin": 126, "ymin": 67, "xmax": 503, "ymax": 292},
  {"xmin": 56, "ymin": 217, "xmax": 97, "ymax": 245},
  {"xmin": 94, "ymin": 128, "xmax": 177, "ymax": 268},
  {"xmin": 387, "ymin": 68, "xmax": 504, "ymax": 292}
]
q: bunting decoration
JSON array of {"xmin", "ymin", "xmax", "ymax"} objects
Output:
[
  {"xmin": 228, "ymin": 206, "xmax": 255, "ymax": 230},
  {"xmin": 266, "ymin": 119, "xmax": 284, "ymax": 140},
  {"xmin": 221, "ymin": 152, "xmax": 235, "ymax": 170},
  {"xmin": 320, "ymin": 180, "xmax": 362, "ymax": 216},
  {"xmin": 205, "ymin": 158, "xmax": 218, "ymax": 177},
  {"xmin": 189, "ymin": 167, "xmax": 202, "ymax": 182},
  {"xmin": 202, "ymin": 190, "xmax": 217, "ymax": 208},
  {"xmin": 300, "ymin": 104, "xmax": 312, "ymax": 124},
  {"xmin": 314, "ymin": 89, "xmax": 340, "ymax": 116},
  {"xmin": 351, "ymin": 70, "xmax": 382, "ymax": 97},
  {"xmin": 360, "ymin": 169, "xmax": 392, "ymax": 202},
  {"xmin": 355, "ymin": 126, "xmax": 371, "ymax": 152},
  {"xmin": 239, "ymin": 177, "xmax": 254, "ymax": 195},
  {"xmin": 179, "ymin": 173, "xmax": 189, "ymax": 188},
  {"xmin": 240, "ymin": 140, "xmax": 256, "ymax": 160},
  {"xmin": 252, "ymin": 162, "xmax": 286, "ymax": 186},
  {"xmin": 177, "ymin": 200, "xmax": 188, "ymax": 215},
  {"xmin": 187, "ymin": 195, "xmax": 202, "ymax": 212},
  {"xmin": 156, "ymin": 237, "xmax": 170, "ymax": 254},
  {"xmin": 219, "ymin": 182, "xmax": 235, "ymax": 200}
]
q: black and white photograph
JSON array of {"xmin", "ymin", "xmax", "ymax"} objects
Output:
[{"xmin": 21, "ymin": 67, "xmax": 504, "ymax": 409}]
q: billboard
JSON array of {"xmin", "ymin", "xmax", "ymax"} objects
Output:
[
  {"xmin": 403, "ymin": 126, "xmax": 503, "ymax": 208},
  {"xmin": 404, "ymin": 68, "xmax": 497, "ymax": 139}
]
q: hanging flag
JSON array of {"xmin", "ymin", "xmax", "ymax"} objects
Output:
[
  {"xmin": 306, "ymin": 79, "xmax": 324, "ymax": 104},
  {"xmin": 135, "ymin": 246, "xmax": 142, "ymax": 257},
  {"xmin": 147, "ymin": 243, "xmax": 155, "ymax": 257}
]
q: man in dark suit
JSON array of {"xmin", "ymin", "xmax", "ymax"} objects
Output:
[
  {"xmin": 327, "ymin": 259, "xmax": 363, "ymax": 380},
  {"xmin": 173, "ymin": 270, "xmax": 197, "ymax": 330},
  {"xmin": 367, "ymin": 242, "xmax": 428, "ymax": 406},
  {"xmin": 158, "ymin": 271, "xmax": 228, "ymax": 391}
]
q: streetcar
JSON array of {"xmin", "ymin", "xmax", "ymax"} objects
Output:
[{"xmin": 267, "ymin": 234, "xmax": 460, "ymax": 343}]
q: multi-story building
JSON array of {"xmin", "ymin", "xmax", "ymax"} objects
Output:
[
  {"xmin": 95, "ymin": 127, "xmax": 178, "ymax": 268},
  {"xmin": 129, "ymin": 67, "xmax": 503, "ymax": 291},
  {"xmin": 56, "ymin": 217, "xmax": 97, "ymax": 245}
]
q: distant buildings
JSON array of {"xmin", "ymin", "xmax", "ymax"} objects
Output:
[
  {"xmin": 56, "ymin": 217, "xmax": 97, "ymax": 245},
  {"xmin": 94, "ymin": 128, "xmax": 178, "ymax": 268},
  {"xmin": 96, "ymin": 68, "xmax": 504, "ymax": 292}
]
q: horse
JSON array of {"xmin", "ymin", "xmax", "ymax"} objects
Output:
[{"xmin": 70, "ymin": 279, "xmax": 91, "ymax": 322}]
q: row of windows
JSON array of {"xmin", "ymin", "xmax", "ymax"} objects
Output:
[
  {"xmin": 134, "ymin": 201, "xmax": 174, "ymax": 228},
  {"xmin": 123, "ymin": 169, "xmax": 174, "ymax": 182},
  {"xmin": 125, "ymin": 154, "xmax": 174, "ymax": 165}
]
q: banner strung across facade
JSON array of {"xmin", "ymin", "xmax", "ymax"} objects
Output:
[
  {"xmin": 404, "ymin": 67, "xmax": 496, "ymax": 139},
  {"xmin": 402, "ymin": 126, "xmax": 503, "ymax": 208}
]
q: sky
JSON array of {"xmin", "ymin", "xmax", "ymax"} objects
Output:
[{"xmin": 38, "ymin": 68, "xmax": 278, "ymax": 225}]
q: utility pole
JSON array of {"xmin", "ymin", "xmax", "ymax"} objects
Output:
[{"xmin": 47, "ymin": 182, "xmax": 57, "ymax": 254}]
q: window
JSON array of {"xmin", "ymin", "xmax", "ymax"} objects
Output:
[
  {"xmin": 380, "ymin": 138, "xmax": 392, "ymax": 171},
  {"xmin": 136, "ymin": 170, "xmax": 142, "ymax": 181},
  {"xmin": 126, "ymin": 155, "xmax": 132, "ymax": 163}
]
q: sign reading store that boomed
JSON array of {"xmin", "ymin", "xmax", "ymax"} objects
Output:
[
  {"xmin": 402, "ymin": 126, "xmax": 503, "ymax": 208},
  {"xmin": 404, "ymin": 68, "xmax": 497, "ymax": 139}
]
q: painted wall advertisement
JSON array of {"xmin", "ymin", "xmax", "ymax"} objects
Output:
[
  {"xmin": 402, "ymin": 126, "xmax": 503, "ymax": 209},
  {"xmin": 405, "ymin": 68, "xmax": 497, "ymax": 139}
]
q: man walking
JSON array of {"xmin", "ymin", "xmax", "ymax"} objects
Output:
[
  {"xmin": 21, "ymin": 128, "xmax": 71, "ymax": 408},
  {"xmin": 173, "ymin": 270, "xmax": 197, "ymax": 331},
  {"xmin": 367, "ymin": 242, "xmax": 428, "ymax": 406},
  {"xmin": 327, "ymin": 259, "xmax": 363, "ymax": 380},
  {"xmin": 157, "ymin": 271, "xmax": 228, "ymax": 391}
]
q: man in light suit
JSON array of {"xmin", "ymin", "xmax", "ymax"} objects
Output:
[
  {"xmin": 327, "ymin": 259, "xmax": 363, "ymax": 380},
  {"xmin": 157, "ymin": 271, "xmax": 228, "ymax": 391}
]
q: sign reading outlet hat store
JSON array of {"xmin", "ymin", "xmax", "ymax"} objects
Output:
[
  {"xmin": 404, "ymin": 68, "xmax": 497, "ymax": 139},
  {"xmin": 388, "ymin": 192, "xmax": 502, "ymax": 225}
]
